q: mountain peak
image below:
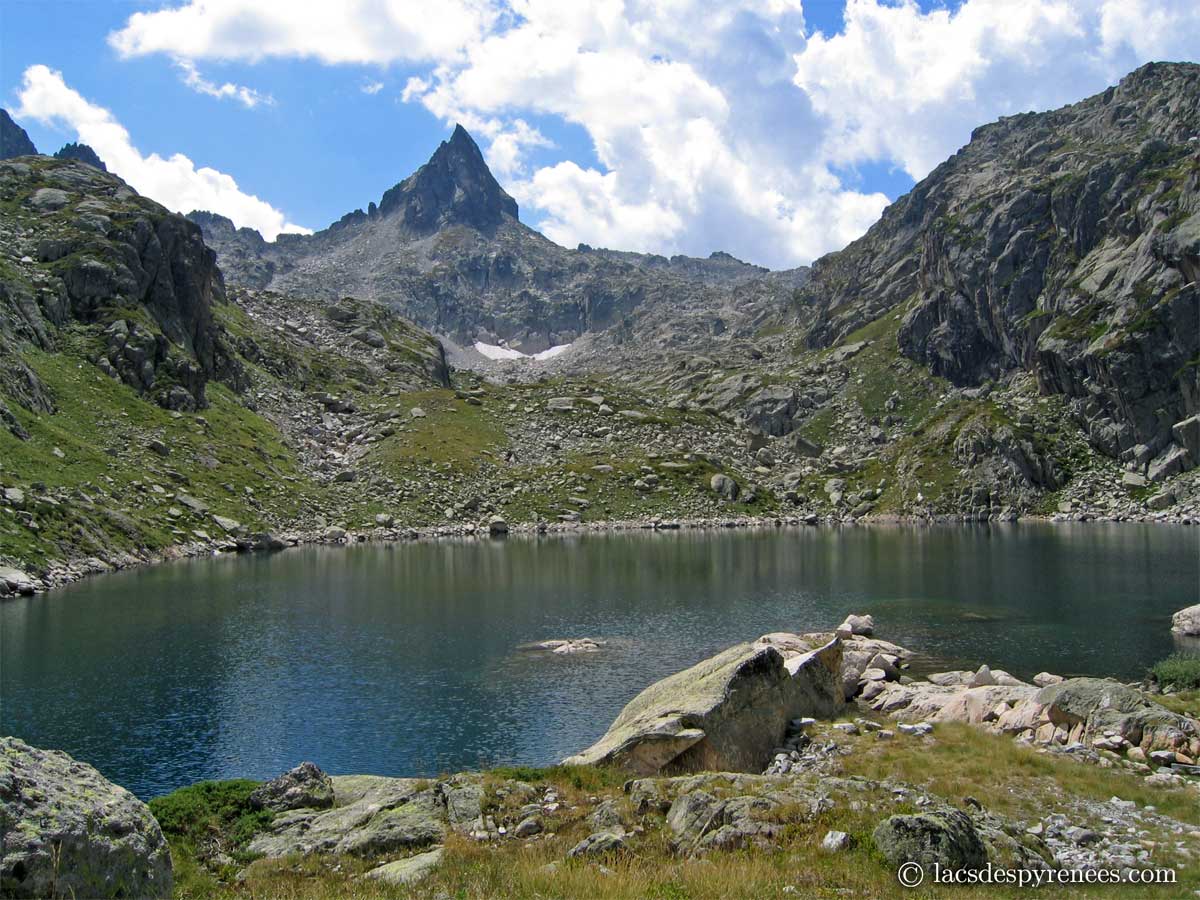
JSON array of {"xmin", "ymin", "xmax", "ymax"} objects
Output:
[
  {"xmin": 377, "ymin": 125, "xmax": 518, "ymax": 232},
  {"xmin": 54, "ymin": 142, "xmax": 107, "ymax": 172}
]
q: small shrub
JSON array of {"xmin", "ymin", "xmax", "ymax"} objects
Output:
[
  {"xmin": 148, "ymin": 779, "xmax": 273, "ymax": 854},
  {"xmin": 1150, "ymin": 653, "xmax": 1200, "ymax": 690}
]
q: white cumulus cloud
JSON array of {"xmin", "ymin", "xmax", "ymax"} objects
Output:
[
  {"xmin": 108, "ymin": 0, "xmax": 499, "ymax": 66},
  {"xmin": 14, "ymin": 65, "xmax": 309, "ymax": 240},
  {"xmin": 176, "ymin": 59, "xmax": 272, "ymax": 108},
  {"xmin": 103, "ymin": 0, "xmax": 1200, "ymax": 267},
  {"xmin": 793, "ymin": 0, "xmax": 1200, "ymax": 179},
  {"xmin": 401, "ymin": 0, "xmax": 889, "ymax": 267}
]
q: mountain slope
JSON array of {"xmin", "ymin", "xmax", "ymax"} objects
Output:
[{"xmin": 790, "ymin": 61, "xmax": 1199, "ymax": 477}]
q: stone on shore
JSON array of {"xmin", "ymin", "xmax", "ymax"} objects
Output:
[
  {"xmin": 0, "ymin": 736, "xmax": 173, "ymax": 899},
  {"xmin": 837, "ymin": 614, "xmax": 874, "ymax": 636},
  {"xmin": 249, "ymin": 761, "xmax": 334, "ymax": 812},
  {"xmin": 248, "ymin": 773, "xmax": 482, "ymax": 858},
  {"xmin": 363, "ymin": 847, "xmax": 444, "ymax": 885},
  {"xmin": 1172, "ymin": 604, "xmax": 1200, "ymax": 636},
  {"xmin": 1028, "ymin": 678, "xmax": 1200, "ymax": 756},
  {"xmin": 563, "ymin": 636, "xmax": 843, "ymax": 775}
]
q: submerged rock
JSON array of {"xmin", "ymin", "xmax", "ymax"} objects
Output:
[
  {"xmin": 564, "ymin": 636, "xmax": 843, "ymax": 775},
  {"xmin": 521, "ymin": 638, "xmax": 605, "ymax": 654},
  {"xmin": 0, "ymin": 736, "xmax": 173, "ymax": 899}
]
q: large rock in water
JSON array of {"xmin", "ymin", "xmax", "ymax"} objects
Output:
[
  {"xmin": 1172, "ymin": 604, "xmax": 1200, "ymax": 636},
  {"xmin": 0, "ymin": 737, "xmax": 172, "ymax": 899},
  {"xmin": 563, "ymin": 637, "xmax": 843, "ymax": 775}
]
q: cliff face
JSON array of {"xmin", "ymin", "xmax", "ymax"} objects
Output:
[
  {"xmin": 0, "ymin": 156, "xmax": 242, "ymax": 416},
  {"xmin": 794, "ymin": 62, "xmax": 1200, "ymax": 473},
  {"xmin": 0, "ymin": 110, "xmax": 37, "ymax": 160}
]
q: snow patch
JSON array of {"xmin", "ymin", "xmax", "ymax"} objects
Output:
[{"xmin": 474, "ymin": 341, "xmax": 572, "ymax": 362}]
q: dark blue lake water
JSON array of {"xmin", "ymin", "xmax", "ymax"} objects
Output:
[{"xmin": 1, "ymin": 523, "xmax": 1196, "ymax": 798}]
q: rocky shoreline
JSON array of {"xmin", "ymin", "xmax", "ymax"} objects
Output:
[
  {"xmin": 3, "ymin": 505, "xmax": 1196, "ymax": 600},
  {"xmin": 3, "ymin": 612, "xmax": 1198, "ymax": 898}
]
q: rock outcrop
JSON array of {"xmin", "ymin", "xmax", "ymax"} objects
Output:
[
  {"xmin": 0, "ymin": 109, "xmax": 36, "ymax": 159},
  {"xmin": 248, "ymin": 761, "xmax": 334, "ymax": 812},
  {"xmin": 0, "ymin": 736, "xmax": 173, "ymax": 899},
  {"xmin": 0, "ymin": 156, "xmax": 245, "ymax": 411},
  {"xmin": 1172, "ymin": 604, "xmax": 1200, "ymax": 636},
  {"xmin": 247, "ymin": 772, "xmax": 482, "ymax": 858},
  {"xmin": 872, "ymin": 808, "xmax": 988, "ymax": 871},
  {"xmin": 53, "ymin": 142, "xmax": 107, "ymax": 172},
  {"xmin": 563, "ymin": 635, "xmax": 843, "ymax": 775},
  {"xmin": 793, "ymin": 62, "xmax": 1200, "ymax": 473}
]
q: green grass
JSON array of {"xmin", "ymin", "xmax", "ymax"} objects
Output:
[
  {"xmin": 368, "ymin": 388, "xmax": 508, "ymax": 472},
  {"xmin": 0, "ymin": 337, "xmax": 315, "ymax": 568},
  {"xmin": 1151, "ymin": 689, "xmax": 1200, "ymax": 719},
  {"xmin": 150, "ymin": 779, "xmax": 273, "ymax": 854},
  {"xmin": 485, "ymin": 763, "xmax": 626, "ymax": 793},
  {"xmin": 1150, "ymin": 654, "xmax": 1200, "ymax": 691}
]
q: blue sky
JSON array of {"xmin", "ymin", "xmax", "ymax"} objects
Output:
[{"xmin": 3, "ymin": 1, "xmax": 1197, "ymax": 267}]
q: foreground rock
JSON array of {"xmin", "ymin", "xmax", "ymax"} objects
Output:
[
  {"xmin": 248, "ymin": 772, "xmax": 482, "ymax": 858},
  {"xmin": 364, "ymin": 847, "xmax": 444, "ymax": 885},
  {"xmin": 564, "ymin": 636, "xmax": 843, "ymax": 775},
  {"xmin": 872, "ymin": 809, "xmax": 988, "ymax": 870},
  {"xmin": 249, "ymin": 761, "xmax": 334, "ymax": 812},
  {"xmin": 1172, "ymin": 604, "xmax": 1200, "ymax": 636},
  {"xmin": 0, "ymin": 736, "xmax": 173, "ymax": 899}
]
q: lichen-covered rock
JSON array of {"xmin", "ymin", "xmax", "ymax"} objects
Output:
[
  {"xmin": 1172, "ymin": 604, "xmax": 1200, "ymax": 636},
  {"xmin": 1030, "ymin": 677, "xmax": 1200, "ymax": 755},
  {"xmin": 247, "ymin": 773, "xmax": 484, "ymax": 859},
  {"xmin": 364, "ymin": 847, "xmax": 444, "ymax": 885},
  {"xmin": 249, "ymin": 775, "xmax": 448, "ymax": 858},
  {"xmin": 567, "ymin": 830, "xmax": 627, "ymax": 858},
  {"xmin": 249, "ymin": 761, "xmax": 334, "ymax": 812},
  {"xmin": 0, "ymin": 736, "xmax": 172, "ymax": 899},
  {"xmin": 873, "ymin": 809, "xmax": 989, "ymax": 871},
  {"xmin": 564, "ymin": 637, "xmax": 843, "ymax": 775}
]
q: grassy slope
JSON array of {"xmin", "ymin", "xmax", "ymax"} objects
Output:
[{"xmin": 0, "ymin": 334, "xmax": 314, "ymax": 569}]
